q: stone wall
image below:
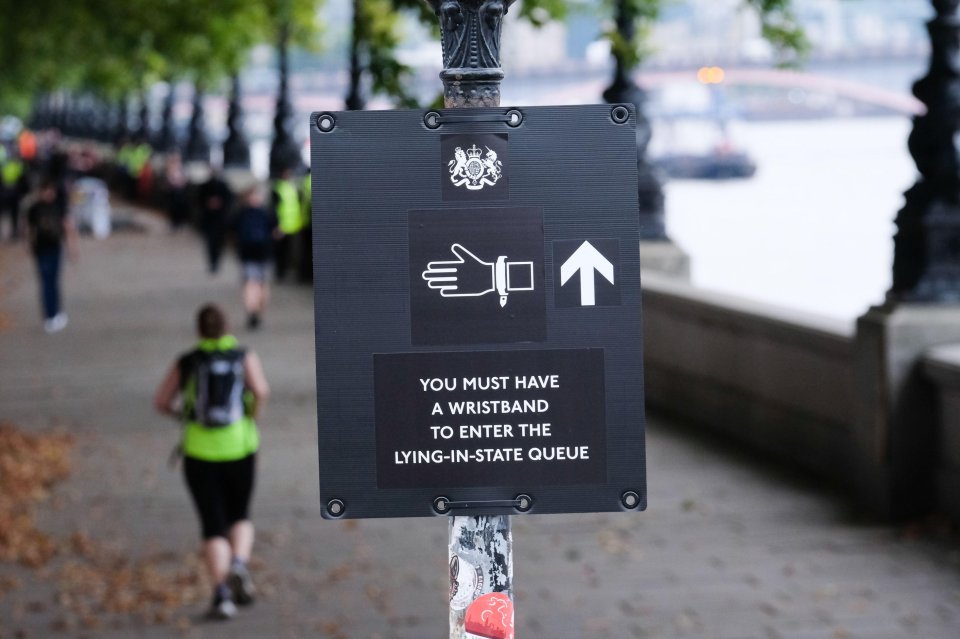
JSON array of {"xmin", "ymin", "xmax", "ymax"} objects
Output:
[
  {"xmin": 924, "ymin": 345, "xmax": 960, "ymax": 521},
  {"xmin": 641, "ymin": 273, "xmax": 858, "ymax": 484},
  {"xmin": 640, "ymin": 273, "xmax": 960, "ymax": 518}
]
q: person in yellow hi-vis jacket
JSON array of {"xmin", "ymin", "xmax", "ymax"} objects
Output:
[
  {"xmin": 297, "ymin": 170, "xmax": 313, "ymax": 282},
  {"xmin": 154, "ymin": 304, "xmax": 270, "ymax": 620},
  {"xmin": 270, "ymin": 167, "xmax": 302, "ymax": 282},
  {"xmin": 1, "ymin": 147, "xmax": 28, "ymax": 240}
]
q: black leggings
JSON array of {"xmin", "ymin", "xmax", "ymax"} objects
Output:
[{"xmin": 183, "ymin": 454, "xmax": 256, "ymax": 540}]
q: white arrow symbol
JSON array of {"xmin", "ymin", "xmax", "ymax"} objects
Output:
[{"xmin": 560, "ymin": 241, "xmax": 615, "ymax": 306}]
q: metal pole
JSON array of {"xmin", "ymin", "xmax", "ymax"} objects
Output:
[
  {"xmin": 448, "ymin": 515, "xmax": 513, "ymax": 639},
  {"xmin": 425, "ymin": 1, "xmax": 518, "ymax": 636},
  {"xmin": 889, "ymin": 0, "xmax": 960, "ymax": 302},
  {"xmin": 136, "ymin": 92, "xmax": 150, "ymax": 143},
  {"xmin": 270, "ymin": 22, "xmax": 301, "ymax": 179},
  {"xmin": 345, "ymin": 0, "xmax": 366, "ymax": 111},
  {"xmin": 222, "ymin": 74, "xmax": 251, "ymax": 169},
  {"xmin": 602, "ymin": 0, "xmax": 667, "ymax": 241},
  {"xmin": 185, "ymin": 85, "xmax": 211, "ymax": 164},
  {"xmin": 157, "ymin": 84, "xmax": 175, "ymax": 153}
]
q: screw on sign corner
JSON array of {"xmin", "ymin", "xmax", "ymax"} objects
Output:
[
  {"xmin": 316, "ymin": 113, "xmax": 336, "ymax": 133},
  {"xmin": 326, "ymin": 499, "xmax": 345, "ymax": 517},
  {"xmin": 610, "ymin": 105, "xmax": 630, "ymax": 124}
]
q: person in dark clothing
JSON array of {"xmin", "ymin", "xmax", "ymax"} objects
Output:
[
  {"xmin": 26, "ymin": 179, "xmax": 77, "ymax": 333},
  {"xmin": 233, "ymin": 185, "xmax": 278, "ymax": 329},
  {"xmin": 198, "ymin": 171, "xmax": 234, "ymax": 273}
]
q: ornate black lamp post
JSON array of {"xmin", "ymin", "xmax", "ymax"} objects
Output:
[
  {"xmin": 603, "ymin": 0, "xmax": 666, "ymax": 241},
  {"xmin": 853, "ymin": 0, "xmax": 960, "ymax": 520},
  {"xmin": 222, "ymin": 74, "xmax": 251, "ymax": 169},
  {"xmin": 431, "ymin": 0, "xmax": 514, "ymax": 108},
  {"xmin": 184, "ymin": 86, "xmax": 211, "ymax": 163},
  {"xmin": 156, "ymin": 85, "xmax": 176, "ymax": 153},
  {"xmin": 63, "ymin": 94, "xmax": 78, "ymax": 137},
  {"xmin": 49, "ymin": 94, "xmax": 61, "ymax": 132},
  {"xmin": 136, "ymin": 94, "xmax": 151, "ymax": 143},
  {"xmin": 424, "ymin": 1, "xmax": 516, "ymax": 636},
  {"xmin": 270, "ymin": 23, "xmax": 302, "ymax": 178},
  {"xmin": 114, "ymin": 97, "xmax": 131, "ymax": 142},
  {"xmin": 82, "ymin": 95, "xmax": 101, "ymax": 140},
  {"xmin": 890, "ymin": 0, "xmax": 960, "ymax": 302},
  {"xmin": 29, "ymin": 94, "xmax": 47, "ymax": 130},
  {"xmin": 92, "ymin": 96, "xmax": 112, "ymax": 142},
  {"xmin": 345, "ymin": 0, "xmax": 366, "ymax": 111}
]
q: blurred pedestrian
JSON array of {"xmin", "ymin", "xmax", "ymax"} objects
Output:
[
  {"xmin": 17, "ymin": 128, "xmax": 38, "ymax": 171},
  {"xmin": 153, "ymin": 304, "xmax": 269, "ymax": 621},
  {"xmin": 1, "ymin": 146, "xmax": 29, "ymax": 241},
  {"xmin": 298, "ymin": 169, "xmax": 313, "ymax": 283},
  {"xmin": 198, "ymin": 170, "xmax": 234, "ymax": 273},
  {"xmin": 271, "ymin": 166, "xmax": 302, "ymax": 282},
  {"xmin": 26, "ymin": 178, "xmax": 77, "ymax": 333},
  {"xmin": 233, "ymin": 185, "xmax": 277, "ymax": 330},
  {"xmin": 164, "ymin": 153, "xmax": 189, "ymax": 231}
]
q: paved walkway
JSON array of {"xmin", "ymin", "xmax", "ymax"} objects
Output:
[{"xmin": 1, "ymin": 203, "xmax": 959, "ymax": 639}]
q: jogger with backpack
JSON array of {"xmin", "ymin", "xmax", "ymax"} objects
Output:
[{"xmin": 153, "ymin": 304, "xmax": 270, "ymax": 620}]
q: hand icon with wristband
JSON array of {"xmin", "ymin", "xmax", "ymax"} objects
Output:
[{"xmin": 422, "ymin": 243, "xmax": 534, "ymax": 308}]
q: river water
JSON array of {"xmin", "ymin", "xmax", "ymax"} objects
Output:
[
  {"xmin": 660, "ymin": 116, "xmax": 916, "ymax": 323},
  {"xmin": 271, "ymin": 112, "xmax": 916, "ymax": 324}
]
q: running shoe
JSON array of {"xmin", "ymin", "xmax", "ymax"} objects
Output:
[
  {"xmin": 207, "ymin": 587, "xmax": 237, "ymax": 620},
  {"xmin": 43, "ymin": 313, "xmax": 68, "ymax": 334},
  {"xmin": 227, "ymin": 561, "xmax": 256, "ymax": 606}
]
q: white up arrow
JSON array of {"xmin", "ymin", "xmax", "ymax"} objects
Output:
[{"xmin": 560, "ymin": 241, "xmax": 615, "ymax": 306}]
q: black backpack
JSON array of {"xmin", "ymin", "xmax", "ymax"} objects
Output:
[{"xmin": 185, "ymin": 349, "xmax": 246, "ymax": 427}]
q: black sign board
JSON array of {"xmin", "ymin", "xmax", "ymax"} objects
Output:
[{"xmin": 311, "ymin": 105, "xmax": 646, "ymax": 519}]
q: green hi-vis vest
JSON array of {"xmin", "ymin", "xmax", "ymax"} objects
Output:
[
  {"xmin": 275, "ymin": 179, "xmax": 303, "ymax": 234},
  {"xmin": 180, "ymin": 335, "xmax": 260, "ymax": 462},
  {"xmin": 2, "ymin": 159, "xmax": 24, "ymax": 186},
  {"xmin": 127, "ymin": 143, "xmax": 151, "ymax": 177},
  {"xmin": 300, "ymin": 173, "xmax": 312, "ymax": 228}
]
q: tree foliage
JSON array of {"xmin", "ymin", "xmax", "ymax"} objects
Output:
[
  {"xmin": 743, "ymin": 0, "xmax": 810, "ymax": 64},
  {"xmin": 0, "ymin": 0, "xmax": 323, "ymax": 116},
  {"xmin": 0, "ymin": 0, "xmax": 808, "ymax": 116}
]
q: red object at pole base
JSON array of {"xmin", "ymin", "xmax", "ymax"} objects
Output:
[{"xmin": 464, "ymin": 592, "xmax": 514, "ymax": 639}]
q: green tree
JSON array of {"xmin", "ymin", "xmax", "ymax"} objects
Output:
[{"xmin": 0, "ymin": 0, "xmax": 324, "ymax": 117}]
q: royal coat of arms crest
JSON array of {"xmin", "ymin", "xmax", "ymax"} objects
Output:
[{"xmin": 448, "ymin": 144, "xmax": 503, "ymax": 190}]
